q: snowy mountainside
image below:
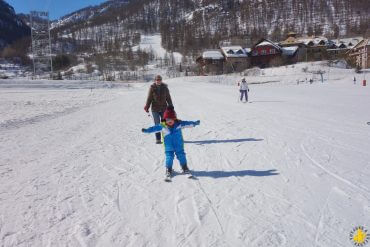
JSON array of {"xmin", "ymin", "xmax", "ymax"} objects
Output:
[
  {"xmin": 0, "ymin": 0, "xmax": 30, "ymax": 49},
  {"xmin": 51, "ymin": 0, "xmax": 369, "ymax": 54},
  {"xmin": 51, "ymin": 0, "xmax": 131, "ymax": 29},
  {"xmin": 0, "ymin": 63, "xmax": 369, "ymax": 246}
]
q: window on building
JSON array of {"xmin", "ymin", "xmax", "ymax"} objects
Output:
[
  {"xmin": 270, "ymin": 49, "xmax": 276, "ymax": 54},
  {"xmin": 261, "ymin": 50, "xmax": 267, "ymax": 55}
]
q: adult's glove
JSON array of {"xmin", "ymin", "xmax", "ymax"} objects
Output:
[
  {"xmin": 194, "ymin": 120, "xmax": 200, "ymax": 126},
  {"xmin": 248, "ymin": 89, "xmax": 250, "ymax": 92},
  {"xmin": 141, "ymin": 128, "xmax": 148, "ymax": 133},
  {"xmin": 144, "ymin": 106, "xmax": 149, "ymax": 113}
]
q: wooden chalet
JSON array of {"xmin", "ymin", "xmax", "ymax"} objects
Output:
[
  {"xmin": 300, "ymin": 37, "xmax": 333, "ymax": 61},
  {"xmin": 196, "ymin": 50, "xmax": 225, "ymax": 75},
  {"xmin": 220, "ymin": 46, "xmax": 250, "ymax": 72},
  {"xmin": 281, "ymin": 46, "xmax": 300, "ymax": 64},
  {"xmin": 279, "ymin": 32, "xmax": 306, "ymax": 61},
  {"xmin": 327, "ymin": 37, "xmax": 362, "ymax": 60},
  {"xmin": 346, "ymin": 39, "xmax": 370, "ymax": 69},
  {"xmin": 250, "ymin": 39, "xmax": 283, "ymax": 67}
]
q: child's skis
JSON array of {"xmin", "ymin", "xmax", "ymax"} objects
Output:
[
  {"xmin": 164, "ymin": 174, "xmax": 172, "ymax": 182},
  {"xmin": 183, "ymin": 170, "xmax": 195, "ymax": 179},
  {"xmin": 164, "ymin": 169, "xmax": 172, "ymax": 182},
  {"xmin": 164, "ymin": 170, "xmax": 196, "ymax": 182}
]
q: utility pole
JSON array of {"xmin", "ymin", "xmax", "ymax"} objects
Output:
[{"xmin": 30, "ymin": 11, "xmax": 53, "ymax": 78}]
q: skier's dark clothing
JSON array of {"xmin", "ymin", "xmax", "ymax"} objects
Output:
[
  {"xmin": 144, "ymin": 76, "xmax": 173, "ymax": 143},
  {"xmin": 152, "ymin": 111, "xmax": 163, "ymax": 142},
  {"xmin": 144, "ymin": 83, "xmax": 173, "ymax": 113},
  {"xmin": 240, "ymin": 90, "xmax": 248, "ymax": 102}
]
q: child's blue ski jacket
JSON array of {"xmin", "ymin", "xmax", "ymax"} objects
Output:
[{"xmin": 143, "ymin": 120, "xmax": 200, "ymax": 151}]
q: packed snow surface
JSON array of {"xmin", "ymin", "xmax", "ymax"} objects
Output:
[
  {"xmin": 1, "ymin": 65, "xmax": 369, "ymax": 246},
  {"xmin": 132, "ymin": 34, "xmax": 183, "ymax": 63}
]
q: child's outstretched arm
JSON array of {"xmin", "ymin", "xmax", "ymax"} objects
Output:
[
  {"xmin": 179, "ymin": 120, "xmax": 200, "ymax": 129},
  {"xmin": 142, "ymin": 124, "xmax": 163, "ymax": 133}
]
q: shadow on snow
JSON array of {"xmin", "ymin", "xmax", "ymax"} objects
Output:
[
  {"xmin": 184, "ymin": 138, "xmax": 263, "ymax": 145},
  {"xmin": 191, "ymin": 169, "xmax": 279, "ymax": 179}
]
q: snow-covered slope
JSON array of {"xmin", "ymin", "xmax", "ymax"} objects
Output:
[
  {"xmin": 132, "ymin": 34, "xmax": 183, "ymax": 62},
  {"xmin": 0, "ymin": 66, "xmax": 369, "ymax": 246}
]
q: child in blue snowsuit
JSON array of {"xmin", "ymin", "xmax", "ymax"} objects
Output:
[{"xmin": 141, "ymin": 106, "xmax": 200, "ymax": 176}]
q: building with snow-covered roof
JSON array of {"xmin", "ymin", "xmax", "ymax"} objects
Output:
[
  {"xmin": 281, "ymin": 46, "xmax": 299, "ymax": 56},
  {"xmin": 327, "ymin": 38, "xmax": 363, "ymax": 60},
  {"xmin": 346, "ymin": 39, "xmax": 370, "ymax": 69},
  {"xmin": 330, "ymin": 37, "xmax": 362, "ymax": 49},
  {"xmin": 280, "ymin": 33, "xmax": 341, "ymax": 61},
  {"xmin": 196, "ymin": 50, "xmax": 225, "ymax": 75},
  {"xmin": 220, "ymin": 46, "xmax": 250, "ymax": 72},
  {"xmin": 202, "ymin": 50, "xmax": 225, "ymax": 60},
  {"xmin": 250, "ymin": 39, "xmax": 284, "ymax": 67},
  {"xmin": 281, "ymin": 46, "xmax": 300, "ymax": 64}
]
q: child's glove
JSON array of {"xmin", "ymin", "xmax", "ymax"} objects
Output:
[
  {"xmin": 141, "ymin": 128, "xmax": 148, "ymax": 133},
  {"xmin": 194, "ymin": 120, "xmax": 200, "ymax": 126}
]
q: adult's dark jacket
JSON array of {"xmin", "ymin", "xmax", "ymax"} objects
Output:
[{"xmin": 145, "ymin": 83, "xmax": 173, "ymax": 112}]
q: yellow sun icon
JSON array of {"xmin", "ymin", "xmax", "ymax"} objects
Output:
[{"xmin": 350, "ymin": 226, "xmax": 370, "ymax": 246}]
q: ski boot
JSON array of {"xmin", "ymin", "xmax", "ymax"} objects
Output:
[
  {"xmin": 181, "ymin": 164, "xmax": 190, "ymax": 174},
  {"xmin": 164, "ymin": 167, "xmax": 173, "ymax": 182},
  {"xmin": 181, "ymin": 164, "xmax": 195, "ymax": 179}
]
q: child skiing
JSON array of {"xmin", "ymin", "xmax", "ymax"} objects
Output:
[
  {"xmin": 141, "ymin": 106, "xmax": 200, "ymax": 181},
  {"xmin": 238, "ymin": 78, "xmax": 249, "ymax": 102}
]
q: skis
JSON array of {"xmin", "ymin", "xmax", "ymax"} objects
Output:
[
  {"xmin": 164, "ymin": 170, "xmax": 196, "ymax": 182},
  {"xmin": 183, "ymin": 170, "xmax": 196, "ymax": 179},
  {"xmin": 164, "ymin": 174, "xmax": 172, "ymax": 182}
]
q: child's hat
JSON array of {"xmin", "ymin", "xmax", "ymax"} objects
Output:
[{"xmin": 163, "ymin": 105, "xmax": 176, "ymax": 120}]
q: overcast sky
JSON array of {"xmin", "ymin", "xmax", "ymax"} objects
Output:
[{"xmin": 5, "ymin": 0, "xmax": 107, "ymax": 20}]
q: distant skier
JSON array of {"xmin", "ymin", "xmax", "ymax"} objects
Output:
[
  {"xmin": 353, "ymin": 76, "xmax": 356, "ymax": 84},
  {"xmin": 141, "ymin": 106, "xmax": 200, "ymax": 180},
  {"xmin": 144, "ymin": 75, "xmax": 173, "ymax": 144},
  {"xmin": 238, "ymin": 78, "xmax": 249, "ymax": 102}
]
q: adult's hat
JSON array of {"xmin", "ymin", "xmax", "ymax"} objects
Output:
[
  {"xmin": 155, "ymin": 75, "xmax": 162, "ymax": 80},
  {"xmin": 163, "ymin": 105, "xmax": 176, "ymax": 119}
]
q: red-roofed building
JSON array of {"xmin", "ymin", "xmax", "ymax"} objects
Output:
[{"xmin": 250, "ymin": 39, "xmax": 283, "ymax": 67}]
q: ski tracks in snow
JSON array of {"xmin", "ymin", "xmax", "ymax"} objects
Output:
[
  {"xmin": 301, "ymin": 140, "xmax": 370, "ymax": 197},
  {"xmin": 2, "ymin": 80, "xmax": 370, "ymax": 246}
]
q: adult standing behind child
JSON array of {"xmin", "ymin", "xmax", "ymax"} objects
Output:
[
  {"xmin": 144, "ymin": 75, "xmax": 173, "ymax": 144},
  {"xmin": 238, "ymin": 78, "xmax": 249, "ymax": 102}
]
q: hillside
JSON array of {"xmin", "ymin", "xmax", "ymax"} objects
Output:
[
  {"xmin": 0, "ymin": 0, "xmax": 30, "ymax": 50},
  {"xmin": 51, "ymin": 0, "xmax": 370, "ymax": 55}
]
